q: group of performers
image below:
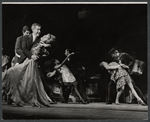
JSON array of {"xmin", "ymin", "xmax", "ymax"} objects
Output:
[{"xmin": 2, "ymin": 23, "xmax": 147, "ymax": 107}]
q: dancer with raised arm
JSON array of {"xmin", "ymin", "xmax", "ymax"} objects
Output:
[{"xmin": 47, "ymin": 55, "xmax": 87, "ymax": 104}]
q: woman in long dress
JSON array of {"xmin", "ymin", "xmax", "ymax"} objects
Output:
[
  {"xmin": 2, "ymin": 34, "xmax": 55, "ymax": 107},
  {"xmin": 100, "ymin": 61, "xmax": 146, "ymax": 106}
]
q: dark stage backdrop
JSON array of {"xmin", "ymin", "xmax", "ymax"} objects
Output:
[{"xmin": 2, "ymin": 4, "xmax": 147, "ymax": 94}]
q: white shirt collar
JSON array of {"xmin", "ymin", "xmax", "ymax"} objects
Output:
[{"xmin": 32, "ymin": 33, "xmax": 36, "ymax": 42}]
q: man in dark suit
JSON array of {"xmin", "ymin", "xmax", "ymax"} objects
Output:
[
  {"xmin": 21, "ymin": 23, "xmax": 41, "ymax": 62},
  {"xmin": 11, "ymin": 26, "xmax": 30, "ymax": 66}
]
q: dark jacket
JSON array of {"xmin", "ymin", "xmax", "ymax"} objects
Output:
[
  {"xmin": 18, "ymin": 34, "xmax": 40, "ymax": 63},
  {"xmin": 14, "ymin": 35, "xmax": 25, "ymax": 64}
]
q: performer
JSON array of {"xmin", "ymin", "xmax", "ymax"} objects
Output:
[
  {"xmin": 2, "ymin": 23, "xmax": 55, "ymax": 107},
  {"xmin": 76, "ymin": 65, "xmax": 89, "ymax": 103},
  {"xmin": 11, "ymin": 26, "xmax": 30, "ymax": 66},
  {"xmin": 2, "ymin": 47, "xmax": 10, "ymax": 101},
  {"xmin": 39, "ymin": 58, "xmax": 59, "ymax": 104},
  {"xmin": 2, "ymin": 48, "xmax": 10, "ymax": 80},
  {"xmin": 61, "ymin": 49, "xmax": 77, "ymax": 103},
  {"xmin": 62, "ymin": 49, "xmax": 88, "ymax": 103},
  {"xmin": 100, "ymin": 61, "xmax": 146, "ymax": 106},
  {"xmin": 106, "ymin": 48, "xmax": 147, "ymax": 104},
  {"xmin": 44, "ymin": 59, "xmax": 63, "ymax": 103},
  {"xmin": 47, "ymin": 56, "xmax": 87, "ymax": 104}
]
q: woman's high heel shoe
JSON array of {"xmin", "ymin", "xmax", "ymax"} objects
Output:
[
  {"xmin": 128, "ymin": 101, "xmax": 132, "ymax": 104},
  {"xmin": 137, "ymin": 100, "xmax": 146, "ymax": 106},
  {"xmin": 79, "ymin": 99, "xmax": 87, "ymax": 104},
  {"xmin": 115, "ymin": 100, "xmax": 120, "ymax": 105},
  {"xmin": 115, "ymin": 102, "xmax": 120, "ymax": 105}
]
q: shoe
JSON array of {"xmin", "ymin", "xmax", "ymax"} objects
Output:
[
  {"xmin": 115, "ymin": 102, "xmax": 120, "ymax": 105},
  {"xmin": 115, "ymin": 100, "xmax": 120, "ymax": 105},
  {"xmin": 61, "ymin": 101, "xmax": 68, "ymax": 103},
  {"xmin": 143, "ymin": 99, "xmax": 148, "ymax": 105},
  {"xmin": 51, "ymin": 99, "xmax": 57, "ymax": 104},
  {"xmin": 2, "ymin": 90, "xmax": 6, "ymax": 101},
  {"xmin": 3, "ymin": 94, "xmax": 7, "ymax": 102},
  {"xmin": 106, "ymin": 101, "xmax": 112, "ymax": 104},
  {"xmin": 137, "ymin": 100, "xmax": 147, "ymax": 106},
  {"xmin": 85, "ymin": 100, "xmax": 89, "ymax": 104},
  {"xmin": 79, "ymin": 99, "xmax": 87, "ymax": 104},
  {"xmin": 13, "ymin": 102, "xmax": 24, "ymax": 107},
  {"xmin": 61, "ymin": 99, "xmax": 68, "ymax": 103},
  {"xmin": 7, "ymin": 96, "xmax": 13, "ymax": 105},
  {"xmin": 49, "ymin": 101, "xmax": 55, "ymax": 104},
  {"xmin": 128, "ymin": 101, "xmax": 132, "ymax": 104},
  {"xmin": 52, "ymin": 101, "xmax": 57, "ymax": 104}
]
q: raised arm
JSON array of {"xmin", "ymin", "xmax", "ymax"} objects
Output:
[{"xmin": 54, "ymin": 53, "xmax": 74, "ymax": 70}]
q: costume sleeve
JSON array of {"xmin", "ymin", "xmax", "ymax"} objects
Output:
[
  {"xmin": 22, "ymin": 36, "xmax": 32, "ymax": 59},
  {"xmin": 120, "ymin": 53, "xmax": 135, "ymax": 66},
  {"xmin": 15, "ymin": 37, "xmax": 24, "ymax": 56},
  {"xmin": 124, "ymin": 53, "xmax": 135, "ymax": 61}
]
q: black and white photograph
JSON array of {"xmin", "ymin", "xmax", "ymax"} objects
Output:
[{"xmin": 2, "ymin": 2, "xmax": 148, "ymax": 120}]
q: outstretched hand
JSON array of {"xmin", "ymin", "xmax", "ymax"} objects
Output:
[
  {"xmin": 31, "ymin": 55, "xmax": 39, "ymax": 61},
  {"xmin": 120, "ymin": 64, "xmax": 129, "ymax": 69},
  {"xmin": 67, "ymin": 52, "xmax": 74, "ymax": 57},
  {"xmin": 54, "ymin": 64, "xmax": 61, "ymax": 69},
  {"xmin": 40, "ymin": 43, "xmax": 51, "ymax": 47},
  {"xmin": 99, "ymin": 61, "xmax": 105, "ymax": 67},
  {"xmin": 99, "ymin": 62, "xmax": 103, "ymax": 66},
  {"xmin": 47, "ymin": 70, "xmax": 56, "ymax": 77}
]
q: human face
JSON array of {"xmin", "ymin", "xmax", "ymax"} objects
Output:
[
  {"xmin": 32, "ymin": 26, "xmax": 41, "ymax": 37},
  {"xmin": 111, "ymin": 50, "xmax": 119, "ymax": 58},
  {"xmin": 41, "ymin": 34, "xmax": 53, "ymax": 44},
  {"xmin": 55, "ymin": 59, "xmax": 60, "ymax": 65},
  {"xmin": 23, "ymin": 30, "xmax": 30, "ymax": 36},
  {"xmin": 65, "ymin": 49, "xmax": 69, "ymax": 56},
  {"xmin": 44, "ymin": 34, "xmax": 51, "ymax": 44}
]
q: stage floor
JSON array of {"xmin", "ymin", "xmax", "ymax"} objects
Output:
[{"xmin": 2, "ymin": 101, "xmax": 148, "ymax": 120}]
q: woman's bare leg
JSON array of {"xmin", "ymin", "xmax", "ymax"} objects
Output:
[
  {"xmin": 74, "ymin": 85, "xmax": 83, "ymax": 101},
  {"xmin": 115, "ymin": 86, "xmax": 124, "ymax": 104},
  {"xmin": 127, "ymin": 82, "xmax": 141, "ymax": 101},
  {"xmin": 128, "ymin": 90, "xmax": 132, "ymax": 103},
  {"xmin": 127, "ymin": 82, "xmax": 146, "ymax": 105}
]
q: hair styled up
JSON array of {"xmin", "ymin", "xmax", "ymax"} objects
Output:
[
  {"xmin": 44, "ymin": 58, "xmax": 58, "ymax": 69},
  {"xmin": 108, "ymin": 47, "xmax": 119, "ymax": 55},
  {"xmin": 22, "ymin": 26, "xmax": 29, "ymax": 33},
  {"xmin": 65, "ymin": 48, "xmax": 73, "ymax": 53},
  {"xmin": 31, "ymin": 23, "xmax": 41, "ymax": 31}
]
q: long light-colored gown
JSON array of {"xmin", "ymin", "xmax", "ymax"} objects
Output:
[
  {"xmin": 2, "ymin": 55, "xmax": 9, "ymax": 81},
  {"xmin": 2, "ymin": 42, "xmax": 52, "ymax": 107}
]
